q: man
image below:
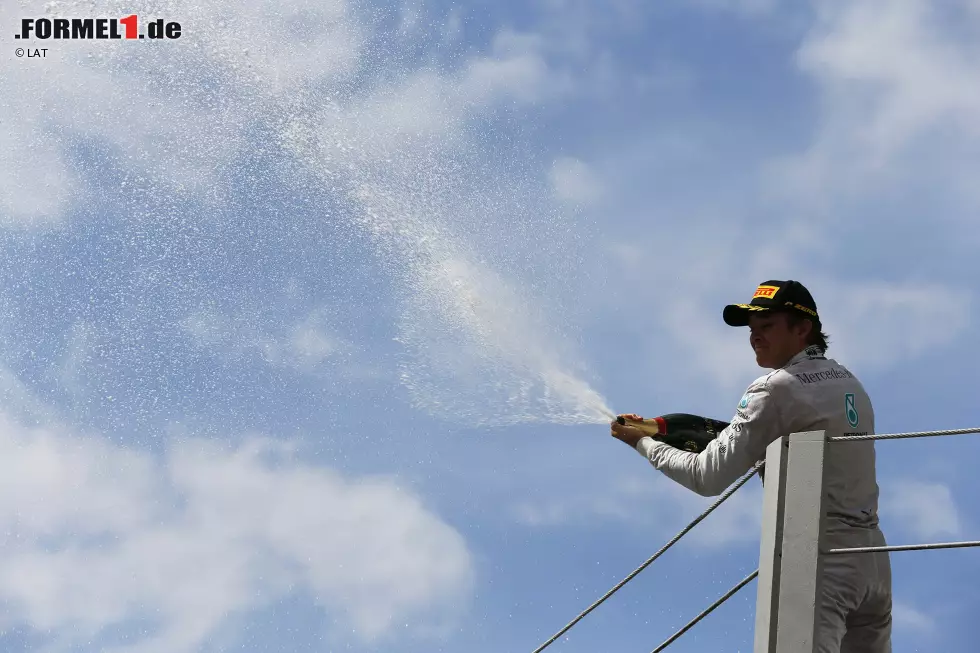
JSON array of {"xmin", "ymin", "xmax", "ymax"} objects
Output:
[{"xmin": 610, "ymin": 280, "xmax": 892, "ymax": 653}]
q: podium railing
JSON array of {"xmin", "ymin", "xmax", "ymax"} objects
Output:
[
  {"xmin": 528, "ymin": 427, "xmax": 980, "ymax": 653},
  {"xmin": 754, "ymin": 427, "xmax": 980, "ymax": 653}
]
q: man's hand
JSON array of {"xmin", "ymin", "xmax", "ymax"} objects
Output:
[
  {"xmin": 610, "ymin": 414, "xmax": 651, "ymax": 449},
  {"xmin": 611, "ymin": 413, "xmax": 724, "ymax": 454}
]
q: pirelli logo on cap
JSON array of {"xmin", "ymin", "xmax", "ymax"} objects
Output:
[{"xmin": 753, "ymin": 285, "xmax": 779, "ymax": 299}]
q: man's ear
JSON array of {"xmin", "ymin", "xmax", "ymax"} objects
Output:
[{"xmin": 799, "ymin": 318, "xmax": 814, "ymax": 340}]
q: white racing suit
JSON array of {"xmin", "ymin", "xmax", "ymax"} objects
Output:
[{"xmin": 635, "ymin": 346, "xmax": 891, "ymax": 652}]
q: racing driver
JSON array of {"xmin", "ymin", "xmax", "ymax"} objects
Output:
[{"xmin": 610, "ymin": 279, "xmax": 892, "ymax": 653}]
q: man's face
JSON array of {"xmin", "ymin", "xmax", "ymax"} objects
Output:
[{"xmin": 747, "ymin": 312, "xmax": 810, "ymax": 369}]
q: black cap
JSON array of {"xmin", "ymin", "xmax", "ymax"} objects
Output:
[{"xmin": 723, "ymin": 280, "xmax": 820, "ymax": 327}]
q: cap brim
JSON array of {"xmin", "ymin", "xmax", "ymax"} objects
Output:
[{"xmin": 723, "ymin": 304, "xmax": 770, "ymax": 327}]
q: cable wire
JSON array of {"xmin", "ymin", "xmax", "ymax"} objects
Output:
[
  {"xmin": 826, "ymin": 540, "xmax": 980, "ymax": 555},
  {"xmin": 649, "ymin": 569, "xmax": 758, "ymax": 653},
  {"xmin": 530, "ymin": 461, "xmax": 764, "ymax": 653},
  {"xmin": 829, "ymin": 427, "xmax": 980, "ymax": 442}
]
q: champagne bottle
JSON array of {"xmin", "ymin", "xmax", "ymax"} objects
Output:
[{"xmin": 616, "ymin": 413, "xmax": 731, "ymax": 453}]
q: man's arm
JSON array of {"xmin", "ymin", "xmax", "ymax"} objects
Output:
[{"xmin": 634, "ymin": 379, "xmax": 782, "ymax": 496}]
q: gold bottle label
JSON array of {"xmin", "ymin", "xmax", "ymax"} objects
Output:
[{"xmin": 616, "ymin": 415, "xmax": 662, "ymax": 437}]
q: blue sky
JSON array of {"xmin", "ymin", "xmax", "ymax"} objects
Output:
[{"xmin": 1, "ymin": 0, "xmax": 978, "ymax": 651}]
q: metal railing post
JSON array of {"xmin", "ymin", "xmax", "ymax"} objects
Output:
[
  {"xmin": 754, "ymin": 431, "xmax": 828, "ymax": 653},
  {"xmin": 753, "ymin": 435, "xmax": 789, "ymax": 653},
  {"xmin": 776, "ymin": 430, "xmax": 828, "ymax": 653}
]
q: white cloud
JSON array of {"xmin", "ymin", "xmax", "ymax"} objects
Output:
[
  {"xmin": 280, "ymin": 26, "xmax": 569, "ymax": 167},
  {"xmin": 4, "ymin": 0, "xmax": 600, "ymax": 431},
  {"xmin": 879, "ymin": 479, "xmax": 962, "ymax": 540},
  {"xmin": 1, "ymin": 0, "xmax": 581, "ymax": 232},
  {"xmin": 602, "ymin": 227, "xmax": 972, "ymax": 394},
  {"xmin": 893, "ymin": 601, "xmax": 936, "ymax": 632},
  {"xmin": 0, "ymin": 408, "xmax": 473, "ymax": 652},
  {"xmin": 0, "ymin": 0, "xmax": 366, "ymax": 228},
  {"xmin": 295, "ymin": 30, "xmax": 567, "ymax": 163},
  {"xmin": 460, "ymin": 30, "xmax": 570, "ymax": 106},
  {"xmin": 181, "ymin": 308, "xmax": 348, "ymax": 371},
  {"xmin": 774, "ymin": 0, "xmax": 980, "ymax": 213},
  {"xmin": 549, "ymin": 157, "xmax": 605, "ymax": 206},
  {"xmin": 0, "ymin": 115, "xmax": 85, "ymax": 228},
  {"xmin": 572, "ymin": 2, "xmax": 977, "ymax": 401},
  {"xmin": 797, "ymin": 279, "xmax": 971, "ymax": 370},
  {"xmin": 289, "ymin": 320, "xmax": 341, "ymax": 365}
]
